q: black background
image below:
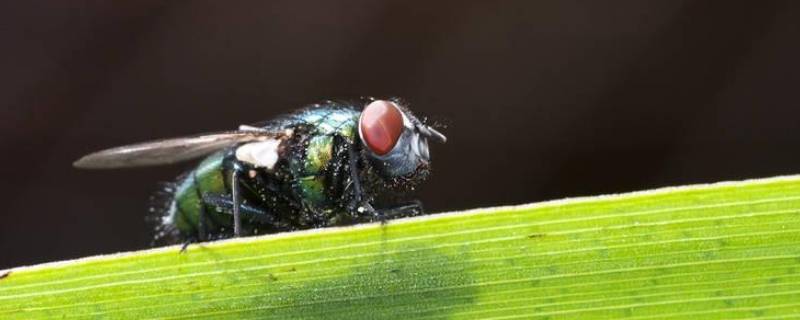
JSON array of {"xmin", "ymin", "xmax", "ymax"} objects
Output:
[{"xmin": 2, "ymin": 1, "xmax": 799, "ymax": 269}]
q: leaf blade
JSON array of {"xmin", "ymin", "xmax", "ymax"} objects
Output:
[{"xmin": 2, "ymin": 176, "xmax": 800, "ymax": 319}]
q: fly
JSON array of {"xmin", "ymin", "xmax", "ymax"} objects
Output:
[{"xmin": 74, "ymin": 98, "xmax": 446, "ymax": 244}]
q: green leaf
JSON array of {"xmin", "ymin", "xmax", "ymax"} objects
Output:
[{"xmin": 2, "ymin": 176, "xmax": 800, "ymax": 319}]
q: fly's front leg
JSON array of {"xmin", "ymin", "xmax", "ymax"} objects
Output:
[
  {"xmin": 348, "ymin": 143, "xmax": 379, "ymax": 220},
  {"xmin": 347, "ymin": 143, "xmax": 425, "ymax": 223}
]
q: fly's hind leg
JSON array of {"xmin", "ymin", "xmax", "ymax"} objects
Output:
[
  {"xmin": 201, "ymin": 193, "xmax": 273, "ymax": 223},
  {"xmin": 379, "ymin": 200, "xmax": 425, "ymax": 219},
  {"xmin": 230, "ymin": 169, "xmax": 243, "ymax": 237},
  {"xmin": 201, "ymin": 187, "xmax": 276, "ymax": 239}
]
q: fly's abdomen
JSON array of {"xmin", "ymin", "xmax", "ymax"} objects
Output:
[{"xmin": 168, "ymin": 152, "xmax": 231, "ymax": 236}]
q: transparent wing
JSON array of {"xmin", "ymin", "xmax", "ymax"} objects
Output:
[{"xmin": 74, "ymin": 131, "xmax": 283, "ymax": 169}]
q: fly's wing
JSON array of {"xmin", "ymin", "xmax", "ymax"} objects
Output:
[{"xmin": 74, "ymin": 131, "xmax": 284, "ymax": 169}]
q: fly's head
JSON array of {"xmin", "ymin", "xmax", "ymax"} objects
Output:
[{"xmin": 357, "ymin": 99, "xmax": 446, "ymax": 189}]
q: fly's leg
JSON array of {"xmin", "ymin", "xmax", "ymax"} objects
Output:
[
  {"xmin": 380, "ymin": 200, "xmax": 424, "ymax": 219},
  {"xmin": 231, "ymin": 169, "xmax": 242, "ymax": 237},
  {"xmin": 347, "ymin": 144, "xmax": 380, "ymax": 220},
  {"xmin": 180, "ymin": 237, "xmax": 196, "ymax": 253},
  {"xmin": 201, "ymin": 193, "xmax": 273, "ymax": 224},
  {"xmin": 347, "ymin": 143, "xmax": 427, "ymax": 223},
  {"xmin": 347, "ymin": 143, "xmax": 364, "ymax": 202}
]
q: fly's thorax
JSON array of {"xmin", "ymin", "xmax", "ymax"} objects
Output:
[
  {"xmin": 290, "ymin": 135, "xmax": 332, "ymax": 206},
  {"xmin": 285, "ymin": 125, "xmax": 354, "ymax": 214},
  {"xmin": 294, "ymin": 106, "xmax": 360, "ymax": 142}
]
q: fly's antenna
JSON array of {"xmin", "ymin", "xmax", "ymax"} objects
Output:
[{"xmin": 417, "ymin": 125, "xmax": 447, "ymax": 144}]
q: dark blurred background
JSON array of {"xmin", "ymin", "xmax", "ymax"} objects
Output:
[{"xmin": 2, "ymin": 1, "xmax": 799, "ymax": 269}]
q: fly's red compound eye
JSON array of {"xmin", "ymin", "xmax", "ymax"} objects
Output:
[{"xmin": 359, "ymin": 100, "xmax": 404, "ymax": 155}]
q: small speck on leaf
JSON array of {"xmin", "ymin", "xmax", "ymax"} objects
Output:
[
  {"xmin": 724, "ymin": 299, "xmax": 736, "ymax": 307},
  {"xmin": 527, "ymin": 233, "xmax": 545, "ymax": 239},
  {"xmin": 0, "ymin": 271, "xmax": 10, "ymax": 280}
]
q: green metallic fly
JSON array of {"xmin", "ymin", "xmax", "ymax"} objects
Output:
[{"xmin": 74, "ymin": 98, "xmax": 446, "ymax": 244}]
